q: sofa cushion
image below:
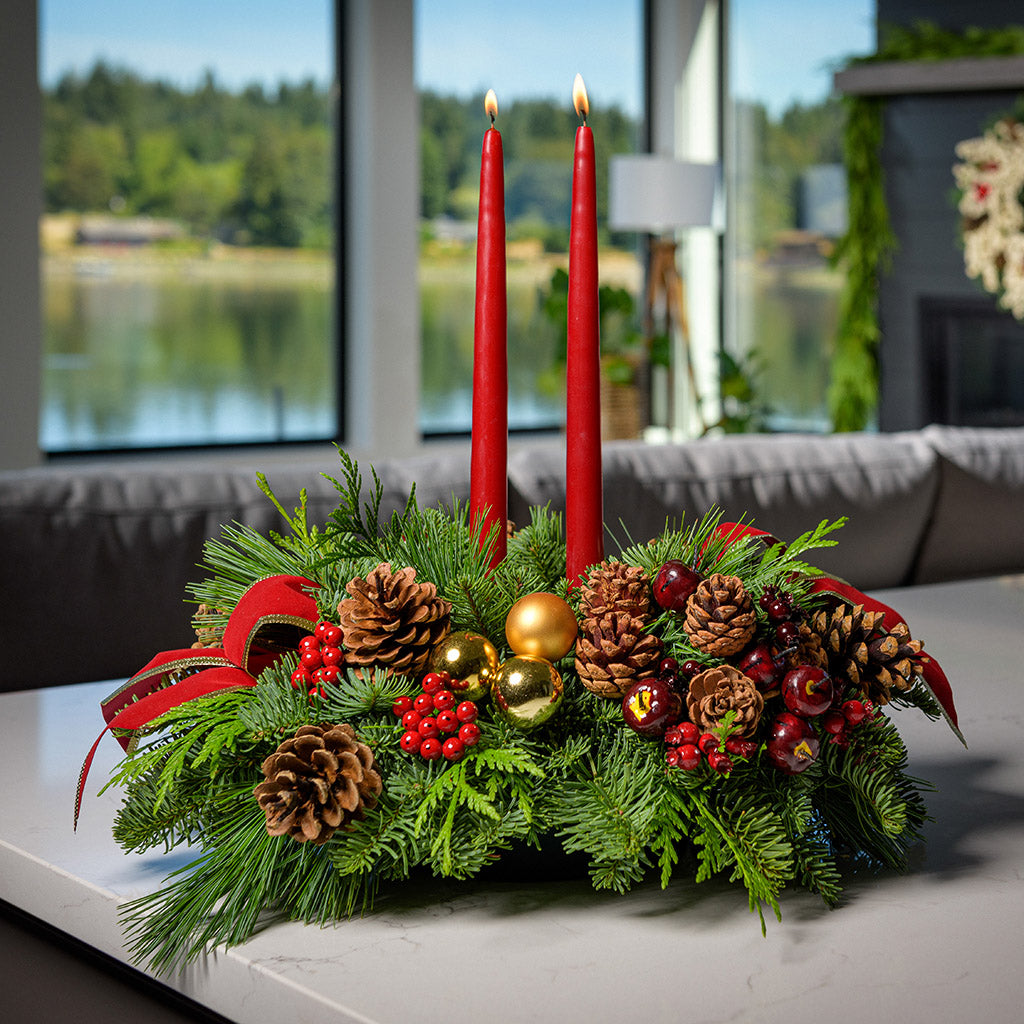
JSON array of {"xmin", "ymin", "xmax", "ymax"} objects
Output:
[
  {"xmin": 914, "ymin": 425, "xmax": 1024, "ymax": 583},
  {"xmin": 508, "ymin": 432, "xmax": 940, "ymax": 591}
]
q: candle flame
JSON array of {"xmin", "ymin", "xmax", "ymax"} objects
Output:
[
  {"xmin": 484, "ymin": 89, "xmax": 498, "ymax": 123},
  {"xmin": 572, "ymin": 74, "xmax": 589, "ymax": 122}
]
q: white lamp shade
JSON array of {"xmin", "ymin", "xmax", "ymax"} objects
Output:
[{"xmin": 608, "ymin": 155, "xmax": 718, "ymax": 232}]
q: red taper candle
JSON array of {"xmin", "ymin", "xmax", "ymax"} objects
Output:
[
  {"xmin": 566, "ymin": 75, "xmax": 604, "ymax": 587},
  {"xmin": 470, "ymin": 89, "xmax": 508, "ymax": 567}
]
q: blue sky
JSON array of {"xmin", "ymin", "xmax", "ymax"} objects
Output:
[{"xmin": 40, "ymin": 1, "xmax": 874, "ymax": 117}]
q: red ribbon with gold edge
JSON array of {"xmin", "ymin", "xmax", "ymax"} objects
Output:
[
  {"xmin": 705, "ymin": 521, "xmax": 962, "ymax": 740},
  {"xmin": 75, "ymin": 574, "xmax": 321, "ymax": 828}
]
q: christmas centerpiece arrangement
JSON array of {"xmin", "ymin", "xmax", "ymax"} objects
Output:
[
  {"xmin": 77, "ymin": 79, "xmax": 961, "ymax": 972},
  {"xmin": 954, "ymin": 111, "xmax": 1024, "ymax": 318},
  {"xmin": 76, "ymin": 452, "xmax": 962, "ymax": 971}
]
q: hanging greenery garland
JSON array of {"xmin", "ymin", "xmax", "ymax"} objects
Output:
[{"xmin": 833, "ymin": 21, "xmax": 1024, "ymax": 431}]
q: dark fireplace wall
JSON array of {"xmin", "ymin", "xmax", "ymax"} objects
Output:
[{"xmin": 874, "ymin": 1, "xmax": 1024, "ymax": 430}]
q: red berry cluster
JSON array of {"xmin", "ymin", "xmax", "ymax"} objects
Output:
[
  {"xmin": 291, "ymin": 620, "xmax": 345, "ymax": 697},
  {"xmin": 758, "ymin": 585, "xmax": 803, "ymax": 651},
  {"xmin": 664, "ymin": 721, "xmax": 757, "ymax": 775},
  {"xmin": 393, "ymin": 671, "xmax": 481, "ymax": 762},
  {"xmin": 819, "ymin": 698, "xmax": 874, "ymax": 749}
]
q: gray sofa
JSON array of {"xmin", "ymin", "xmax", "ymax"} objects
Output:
[{"xmin": 1, "ymin": 424, "xmax": 1022, "ymax": 692}]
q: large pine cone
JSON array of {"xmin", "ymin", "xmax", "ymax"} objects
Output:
[
  {"xmin": 254, "ymin": 724, "xmax": 382, "ymax": 845},
  {"xmin": 810, "ymin": 603, "xmax": 922, "ymax": 704},
  {"xmin": 683, "ymin": 573, "xmax": 757, "ymax": 657},
  {"xmin": 575, "ymin": 610, "xmax": 664, "ymax": 698},
  {"xmin": 686, "ymin": 665, "xmax": 764, "ymax": 737},
  {"xmin": 337, "ymin": 563, "xmax": 451, "ymax": 675},
  {"xmin": 578, "ymin": 560, "xmax": 652, "ymax": 621}
]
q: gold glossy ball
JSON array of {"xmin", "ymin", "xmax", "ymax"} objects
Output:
[
  {"xmin": 504, "ymin": 592, "xmax": 578, "ymax": 661},
  {"xmin": 492, "ymin": 655, "xmax": 564, "ymax": 730},
  {"xmin": 428, "ymin": 630, "xmax": 500, "ymax": 701}
]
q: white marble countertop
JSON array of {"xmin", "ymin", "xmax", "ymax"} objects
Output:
[{"xmin": 2, "ymin": 575, "xmax": 1023, "ymax": 1024}]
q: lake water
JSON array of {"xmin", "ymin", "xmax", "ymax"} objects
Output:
[{"xmin": 40, "ymin": 252, "xmax": 837, "ymax": 451}]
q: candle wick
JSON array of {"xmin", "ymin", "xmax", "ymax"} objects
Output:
[{"xmin": 489, "ymin": 111, "xmax": 496, "ymax": 127}]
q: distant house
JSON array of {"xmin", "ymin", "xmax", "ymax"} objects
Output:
[{"xmin": 75, "ymin": 215, "xmax": 185, "ymax": 246}]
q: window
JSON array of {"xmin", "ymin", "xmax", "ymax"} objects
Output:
[
  {"xmin": 38, "ymin": 0, "xmax": 337, "ymax": 451},
  {"xmin": 725, "ymin": 0, "xmax": 874, "ymax": 431},
  {"xmin": 414, "ymin": 0, "xmax": 645, "ymax": 435}
]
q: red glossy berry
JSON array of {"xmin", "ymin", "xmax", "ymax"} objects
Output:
[
  {"xmin": 766, "ymin": 598, "xmax": 792, "ymax": 623},
  {"xmin": 622, "ymin": 678, "xmax": 682, "ymax": 738},
  {"xmin": 420, "ymin": 737, "xmax": 442, "ymax": 760},
  {"xmin": 698, "ymin": 732, "xmax": 719, "ymax": 755},
  {"xmin": 400, "ymin": 730, "xmax": 423, "ymax": 753},
  {"xmin": 758, "ymin": 588, "xmax": 778, "ymax": 610},
  {"xmin": 652, "ymin": 560, "xmax": 702, "ymax": 612},
  {"xmin": 659, "ymin": 657, "xmax": 679, "ymax": 680},
  {"xmin": 300, "ymin": 634, "xmax": 321, "ymax": 651},
  {"xmin": 724, "ymin": 736, "xmax": 758, "ymax": 759},
  {"xmin": 290, "ymin": 666, "xmax": 311, "ymax": 690},
  {"xmin": 322, "ymin": 623, "xmax": 343, "ymax": 647},
  {"xmin": 413, "ymin": 692, "xmax": 434, "ymax": 715},
  {"xmin": 821, "ymin": 710, "xmax": 847, "ymax": 736},
  {"xmin": 766, "ymin": 713, "xmax": 820, "ymax": 774},
  {"xmin": 455, "ymin": 700, "xmax": 478, "ymax": 723},
  {"xmin": 421, "ymin": 672, "xmax": 446, "ymax": 694},
  {"xmin": 679, "ymin": 659, "xmax": 702, "ymax": 680},
  {"xmin": 308, "ymin": 685, "xmax": 325, "ymax": 699},
  {"xmin": 314, "ymin": 621, "xmax": 331, "ymax": 641},
  {"xmin": 321, "ymin": 645, "xmax": 344, "ymax": 666},
  {"xmin": 707, "ymin": 750, "xmax": 734, "ymax": 774},
  {"xmin": 418, "ymin": 716, "xmax": 440, "ymax": 738},
  {"xmin": 300, "ymin": 647, "xmax": 323, "ymax": 670},
  {"xmin": 737, "ymin": 642, "xmax": 782, "ymax": 690},
  {"xmin": 436, "ymin": 709, "xmax": 459, "ymax": 733},
  {"xmin": 665, "ymin": 747, "xmax": 681, "ymax": 767},
  {"xmin": 442, "ymin": 736, "xmax": 465, "ymax": 761},
  {"xmin": 319, "ymin": 664, "xmax": 341, "ymax": 685},
  {"xmin": 775, "ymin": 620, "xmax": 800, "ymax": 647},
  {"xmin": 392, "ymin": 695, "xmax": 414, "ymax": 717},
  {"xmin": 311, "ymin": 667, "xmax": 326, "ymax": 684},
  {"xmin": 782, "ymin": 665, "xmax": 834, "ymax": 717},
  {"xmin": 677, "ymin": 743, "xmax": 702, "ymax": 770},
  {"xmin": 432, "ymin": 689, "xmax": 456, "ymax": 712},
  {"xmin": 458, "ymin": 722, "xmax": 481, "ymax": 747},
  {"xmin": 677, "ymin": 721, "xmax": 700, "ymax": 746},
  {"xmin": 842, "ymin": 699, "xmax": 867, "ymax": 725},
  {"xmin": 401, "ymin": 709, "xmax": 423, "ymax": 730}
]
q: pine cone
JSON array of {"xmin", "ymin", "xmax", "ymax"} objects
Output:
[
  {"xmin": 683, "ymin": 573, "xmax": 757, "ymax": 657},
  {"xmin": 578, "ymin": 560, "xmax": 652, "ymax": 621},
  {"xmin": 337, "ymin": 563, "xmax": 451, "ymax": 675},
  {"xmin": 686, "ymin": 665, "xmax": 764, "ymax": 737},
  {"xmin": 191, "ymin": 603, "xmax": 225, "ymax": 649},
  {"xmin": 254, "ymin": 723, "xmax": 382, "ymax": 845},
  {"xmin": 575, "ymin": 610, "xmax": 664, "ymax": 698},
  {"xmin": 810, "ymin": 603, "xmax": 923, "ymax": 705},
  {"xmin": 780, "ymin": 620, "xmax": 828, "ymax": 672}
]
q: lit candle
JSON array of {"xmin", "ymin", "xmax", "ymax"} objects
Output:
[
  {"xmin": 470, "ymin": 89, "xmax": 508, "ymax": 567},
  {"xmin": 566, "ymin": 74, "xmax": 604, "ymax": 587}
]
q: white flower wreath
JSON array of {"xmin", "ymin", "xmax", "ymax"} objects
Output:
[{"xmin": 953, "ymin": 117, "xmax": 1024, "ymax": 319}]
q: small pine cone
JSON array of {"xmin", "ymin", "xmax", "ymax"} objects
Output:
[
  {"xmin": 254, "ymin": 724, "xmax": 382, "ymax": 845},
  {"xmin": 575, "ymin": 610, "xmax": 664, "ymax": 698},
  {"xmin": 780, "ymin": 620, "xmax": 828, "ymax": 672},
  {"xmin": 578, "ymin": 560, "xmax": 652, "ymax": 621},
  {"xmin": 686, "ymin": 665, "xmax": 764, "ymax": 737},
  {"xmin": 683, "ymin": 573, "xmax": 757, "ymax": 657},
  {"xmin": 337, "ymin": 563, "xmax": 451, "ymax": 676},
  {"xmin": 810, "ymin": 603, "xmax": 922, "ymax": 704},
  {"xmin": 191, "ymin": 603, "xmax": 225, "ymax": 649}
]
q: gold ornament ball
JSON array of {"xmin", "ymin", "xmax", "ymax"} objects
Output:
[
  {"xmin": 504, "ymin": 592, "xmax": 578, "ymax": 661},
  {"xmin": 428, "ymin": 630, "xmax": 499, "ymax": 701},
  {"xmin": 492, "ymin": 655, "xmax": 564, "ymax": 730}
]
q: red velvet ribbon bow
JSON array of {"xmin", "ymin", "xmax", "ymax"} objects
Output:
[
  {"xmin": 75, "ymin": 574, "xmax": 321, "ymax": 828},
  {"xmin": 708, "ymin": 522, "xmax": 962, "ymax": 743}
]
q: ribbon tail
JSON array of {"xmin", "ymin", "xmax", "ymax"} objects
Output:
[
  {"xmin": 917, "ymin": 654, "xmax": 966, "ymax": 747},
  {"xmin": 74, "ymin": 725, "xmax": 114, "ymax": 831}
]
